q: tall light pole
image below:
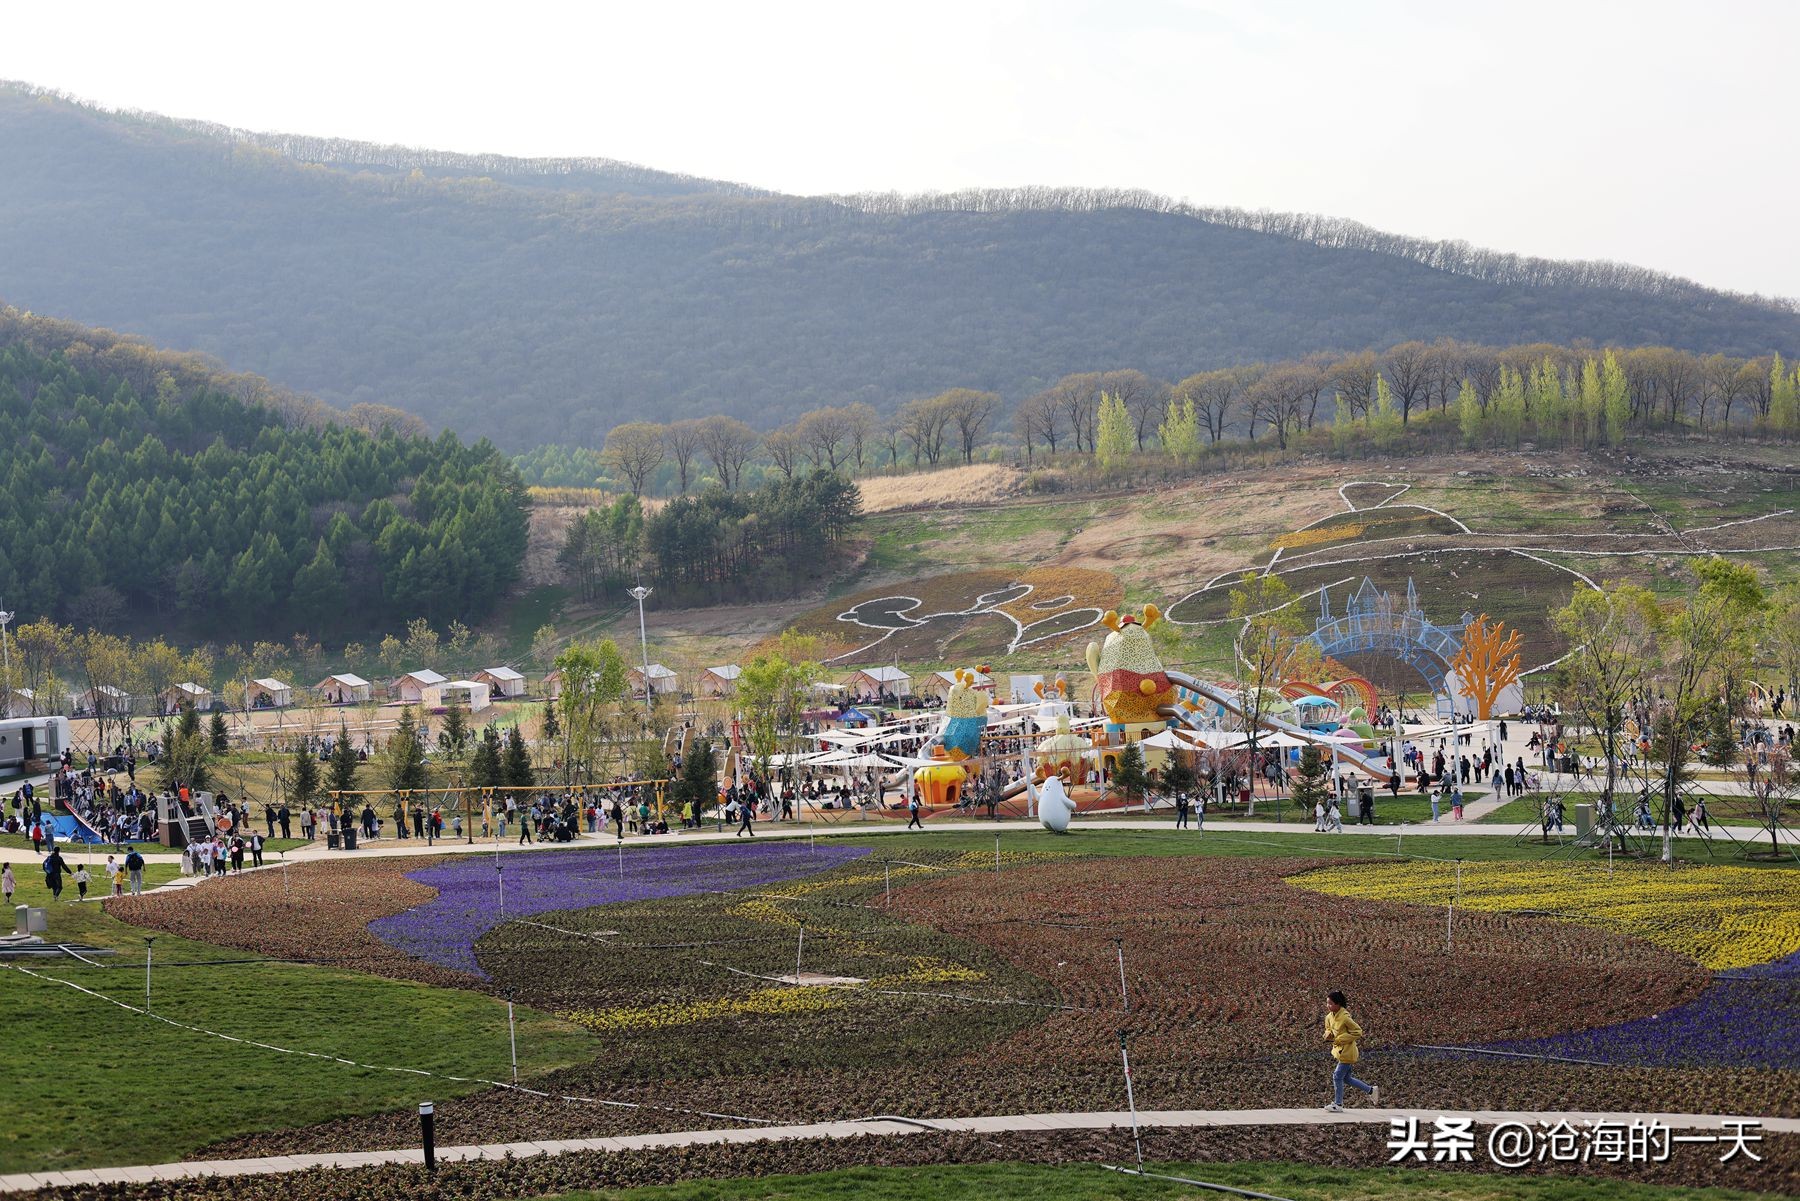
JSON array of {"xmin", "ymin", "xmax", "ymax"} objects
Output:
[
  {"xmin": 628, "ymin": 585, "xmax": 653, "ymax": 713},
  {"xmin": 0, "ymin": 602, "xmax": 13, "ymax": 719}
]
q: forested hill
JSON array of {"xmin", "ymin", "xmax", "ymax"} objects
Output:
[
  {"xmin": 0, "ymin": 310, "xmax": 529, "ymax": 640},
  {"xmin": 4, "ymin": 84, "xmax": 1799, "ymax": 449}
]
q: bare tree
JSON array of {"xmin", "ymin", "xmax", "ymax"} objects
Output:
[
  {"xmin": 843, "ymin": 401, "xmax": 878, "ymax": 472},
  {"xmin": 663, "ymin": 419, "xmax": 705, "ymax": 493},
  {"xmin": 696, "ymin": 415, "xmax": 758, "ymax": 490},
  {"xmin": 603, "ymin": 422, "xmax": 667, "ymax": 497},
  {"xmin": 1016, "ymin": 389, "xmax": 1065, "ymax": 456},
  {"xmin": 1246, "ymin": 364, "xmax": 1311, "ymax": 449},
  {"xmin": 1384, "ymin": 341, "xmax": 1431, "ymax": 425},
  {"xmin": 797, "ymin": 406, "xmax": 852, "ymax": 472},
  {"xmin": 934, "ymin": 388, "xmax": 1000, "ymax": 463},
  {"xmin": 898, "ymin": 396, "xmax": 953, "ymax": 466},
  {"xmin": 878, "ymin": 410, "xmax": 907, "ymax": 468},
  {"xmin": 1175, "ymin": 366, "xmax": 1258, "ymax": 444},
  {"xmin": 1700, "ymin": 353, "xmax": 1746, "ymax": 430},
  {"xmin": 1045, "ymin": 373, "xmax": 1102, "ymax": 452},
  {"xmin": 763, "ymin": 425, "xmax": 803, "ymax": 479},
  {"xmin": 1330, "ymin": 351, "xmax": 1378, "ymax": 419}
]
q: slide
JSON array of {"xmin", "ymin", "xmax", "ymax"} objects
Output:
[{"xmin": 1162, "ymin": 670, "xmax": 1397, "ymax": 784}]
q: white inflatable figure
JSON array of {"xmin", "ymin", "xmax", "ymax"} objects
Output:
[{"xmin": 1038, "ymin": 774, "xmax": 1076, "ymax": 834}]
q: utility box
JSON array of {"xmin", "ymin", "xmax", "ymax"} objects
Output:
[
  {"xmin": 1573, "ymin": 804, "xmax": 1593, "ymax": 837},
  {"xmin": 15, "ymin": 905, "xmax": 47, "ymax": 936}
]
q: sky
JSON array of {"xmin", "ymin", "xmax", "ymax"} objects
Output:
[{"xmin": 4, "ymin": 0, "xmax": 1795, "ymax": 298}]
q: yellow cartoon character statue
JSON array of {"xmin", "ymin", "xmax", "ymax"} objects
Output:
[
  {"xmin": 1085, "ymin": 606, "xmax": 1176, "ymax": 733},
  {"xmin": 940, "ymin": 666, "xmax": 991, "ymax": 761}
]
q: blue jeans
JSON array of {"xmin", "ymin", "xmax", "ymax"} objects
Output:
[{"xmin": 1333, "ymin": 1059, "xmax": 1373, "ymax": 1105}]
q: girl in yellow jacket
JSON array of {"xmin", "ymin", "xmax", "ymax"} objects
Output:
[{"xmin": 1323, "ymin": 990, "xmax": 1379, "ymax": 1112}]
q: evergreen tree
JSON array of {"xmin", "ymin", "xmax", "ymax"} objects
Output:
[
  {"xmin": 470, "ymin": 725, "xmax": 504, "ymax": 788},
  {"xmin": 1702, "ymin": 699, "xmax": 1739, "ymax": 769},
  {"xmin": 540, "ymin": 697, "xmax": 560, "ymax": 742},
  {"xmin": 439, "ymin": 702, "xmax": 471, "ymax": 763},
  {"xmin": 1095, "ymin": 393, "xmax": 1133, "ymax": 468},
  {"xmin": 288, "ymin": 738, "xmax": 321, "ymax": 809},
  {"xmin": 503, "ymin": 724, "xmax": 535, "ymax": 787},
  {"xmin": 1290, "ymin": 744, "xmax": 1331, "ymax": 813},
  {"xmin": 161, "ymin": 702, "xmax": 212, "ymax": 791},
  {"xmin": 672, "ymin": 736, "xmax": 718, "ymax": 820},
  {"xmin": 1160, "ymin": 750, "xmax": 1197, "ymax": 796},
  {"xmin": 386, "ymin": 706, "xmax": 428, "ymax": 793},
  {"xmin": 1111, "ymin": 742, "xmax": 1152, "ymax": 808},
  {"xmin": 208, "ymin": 709, "xmax": 230, "ymax": 754},
  {"xmin": 327, "ymin": 720, "xmax": 360, "ymax": 797}
]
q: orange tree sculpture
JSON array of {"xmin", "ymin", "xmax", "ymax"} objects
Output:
[{"xmin": 1449, "ymin": 613, "xmax": 1523, "ymax": 720}]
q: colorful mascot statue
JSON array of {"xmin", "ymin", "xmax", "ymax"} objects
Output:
[
  {"xmin": 1085, "ymin": 606, "xmax": 1176, "ymax": 731},
  {"xmin": 940, "ymin": 666, "xmax": 991, "ymax": 761},
  {"xmin": 1038, "ymin": 774, "xmax": 1076, "ymax": 833},
  {"xmin": 1032, "ymin": 677, "xmax": 1087, "ymax": 783}
]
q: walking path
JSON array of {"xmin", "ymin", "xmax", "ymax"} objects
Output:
[{"xmin": 3, "ymin": 1106, "xmax": 1789, "ymax": 1192}]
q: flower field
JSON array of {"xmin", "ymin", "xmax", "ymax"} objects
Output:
[
  {"xmin": 187, "ymin": 849, "xmax": 1800, "ymax": 1168},
  {"xmin": 369, "ymin": 843, "xmax": 871, "ymax": 977},
  {"xmin": 1293, "ymin": 860, "xmax": 1800, "ymax": 1073},
  {"xmin": 1292, "ymin": 861, "xmax": 1800, "ymax": 970}
]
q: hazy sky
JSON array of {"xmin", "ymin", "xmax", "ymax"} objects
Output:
[{"xmin": 6, "ymin": 0, "xmax": 1795, "ymax": 297}]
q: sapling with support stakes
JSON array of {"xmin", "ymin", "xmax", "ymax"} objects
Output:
[
  {"xmin": 1113, "ymin": 937, "xmax": 1130, "ymax": 1010},
  {"xmin": 1117, "ymin": 1029, "xmax": 1144, "ymax": 1170}
]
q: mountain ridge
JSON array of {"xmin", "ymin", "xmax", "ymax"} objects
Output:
[{"xmin": 4, "ymin": 80, "xmax": 1798, "ymax": 448}]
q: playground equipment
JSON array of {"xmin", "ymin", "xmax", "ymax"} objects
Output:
[{"xmin": 940, "ymin": 667, "xmax": 991, "ymax": 760}]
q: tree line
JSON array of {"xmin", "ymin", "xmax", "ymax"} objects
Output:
[
  {"xmin": 0, "ymin": 328, "xmax": 529, "ymax": 640},
  {"xmin": 558, "ymin": 472, "xmax": 863, "ymax": 609},
  {"xmin": 517, "ymin": 341, "xmax": 1800, "ymax": 497}
]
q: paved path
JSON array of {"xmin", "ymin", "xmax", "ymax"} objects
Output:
[{"xmin": 3, "ymin": 1106, "xmax": 1789, "ymax": 1192}]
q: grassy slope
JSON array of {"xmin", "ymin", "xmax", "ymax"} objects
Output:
[
  {"xmin": 543, "ymin": 1160, "xmax": 1770, "ymax": 1201},
  {"xmin": 0, "ymin": 868, "xmax": 595, "ymax": 1174}
]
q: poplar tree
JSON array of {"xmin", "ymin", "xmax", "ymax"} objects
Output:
[{"xmin": 1095, "ymin": 393, "xmax": 1134, "ymax": 468}]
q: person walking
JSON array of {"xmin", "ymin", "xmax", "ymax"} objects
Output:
[
  {"xmin": 1194, "ymin": 790, "xmax": 1205, "ymax": 835},
  {"xmin": 250, "ymin": 831, "xmax": 265, "ymax": 867},
  {"xmin": 736, "ymin": 796, "xmax": 755, "ymax": 837},
  {"xmin": 73, "ymin": 863, "xmax": 90, "ymax": 901},
  {"xmin": 2, "ymin": 863, "xmax": 14, "ymax": 907},
  {"xmin": 42, "ymin": 846, "xmax": 71, "ymax": 902},
  {"xmin": 125, "ymin": 847, "xmax": 145, "ymax": 896},
  {"xmin": 1451, "ymin": 784, "xmax": 1464, "ymax": 821},
  {"xmin": 1429, "ymin": 788, "xmax": 1440, "ymax": 823},
  {"xmin": 906, "ymin": 793, "xmax": 923, "ymax": 830},
  {"xmin": 110, "ymin": 861, "xmax": 126, "ymax": 896},
  {"xmin": 1322, "ymin": 989, "xmax": 1378, "ymax": 1112},
  {"xmin": 1175, "ymin": 792, "xmax": 1190, "ymax": 830}
]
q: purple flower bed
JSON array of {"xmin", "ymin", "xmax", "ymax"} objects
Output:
[
  {"xmin": 1470, "ymin": 951, "xmax": 1800, "ymax": 1070},
  {"xmin": 370, "ymin": 842, "xmax": 870, "ymax": 978}
]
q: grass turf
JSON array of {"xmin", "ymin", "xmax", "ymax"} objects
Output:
[
  {"xmin": 0, "ymin": 867, "xmax": 596, "ymax": 1174},
  {"xmin": 540, "ymin": 1160, "xmax": 1772, "ymax": 1201}
]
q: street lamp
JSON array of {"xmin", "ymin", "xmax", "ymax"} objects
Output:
[
  {"xmin": 0, "ymin": 603, "xmax": 12, "ymax": 717},
  {"xmin": 628, "ymin": 586, "xmax": 653, "ymax": 713}
]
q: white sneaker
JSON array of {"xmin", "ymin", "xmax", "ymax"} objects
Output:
[
  {"xmin": 1324, "ymin": 1103, "xmax": 1344, "ymax": 1113},
  {"xmin": 1369, "ymin": 1085, "xmax": 1380, "ymax": 1106}
]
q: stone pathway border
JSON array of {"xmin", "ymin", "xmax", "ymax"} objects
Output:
[{"xmin": 4, "ymin": 1108, "xmax": 1792, "ymax": 1193}]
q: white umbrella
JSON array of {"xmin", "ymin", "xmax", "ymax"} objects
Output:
[
  {"xmin": 1139, "ymin": 729, "xmax": 1191, "ymax": 750},
  {"xmin": 1256, "ymin": 731, "xmax": 1314, "ymax": 748}
]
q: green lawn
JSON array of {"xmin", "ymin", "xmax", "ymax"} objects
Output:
[
  {"xmin": 543, "ymin": 1160, "xmax": 1771, "ymax": 1201},
  {"xmin": 0, "ymin": 868, "xmax": 596, "ymax": 1174}
]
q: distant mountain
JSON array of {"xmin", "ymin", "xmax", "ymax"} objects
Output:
[{"xmin": 3, "ymin": 82, "xmax": 1797, "ymax": 449}]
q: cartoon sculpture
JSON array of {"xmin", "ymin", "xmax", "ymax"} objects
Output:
[
  {"xmin": 1085, "ymin": 606, "xmax": 1177, "ymax": 728},
  {"xmin": 1032, "ymin": 677, "xmax": 1087, "ymax": 783},
  {"xmin": 913, "ymin": 745, "xmax": 968, "ymax": 810},
  {"xmin": 1037, "ymin": 774, "xmax": 1076, "ymax": 833},
  {"xmin": 940, "ymin": 666, "xmax": 991, "ymax": 761}
]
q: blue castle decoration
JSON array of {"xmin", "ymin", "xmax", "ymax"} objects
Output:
[{"xmin": 1303, "ymin": 578, "xmax": 1473, "ymax": 716}]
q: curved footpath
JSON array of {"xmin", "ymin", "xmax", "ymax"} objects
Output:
[{"xmin": 3, "ymin": 1107, "xmax": 1793, "ymax": 1192}]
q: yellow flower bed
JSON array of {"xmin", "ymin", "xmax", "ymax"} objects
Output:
[
  {"xmin": 564, "ymin": 850, "xmax": 1072, "ymax": 1033},
  {"xmin": 1272, "ymin": 523, "xmax": 1365, "ymax": 550},
  {"xmin": 1292, "ymin": 862, "xmax": 1800, "ymax": 970}
]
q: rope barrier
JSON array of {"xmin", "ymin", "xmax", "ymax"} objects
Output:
[{"xmin": 1, "ymin": 960, "xmax": 786, "ymax": 1127}]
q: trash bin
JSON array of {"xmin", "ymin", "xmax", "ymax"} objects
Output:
[
  {"xmin": 342, "ymin": 827, "xmax": 358, "ymax": 850},
  {"xmin": 1574, "ymin": 803, "xmax": 1593, "ymax": 837},
  {"xmin": 326, "ymin": 831, "xmax": 341, "ymax": 849}
]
